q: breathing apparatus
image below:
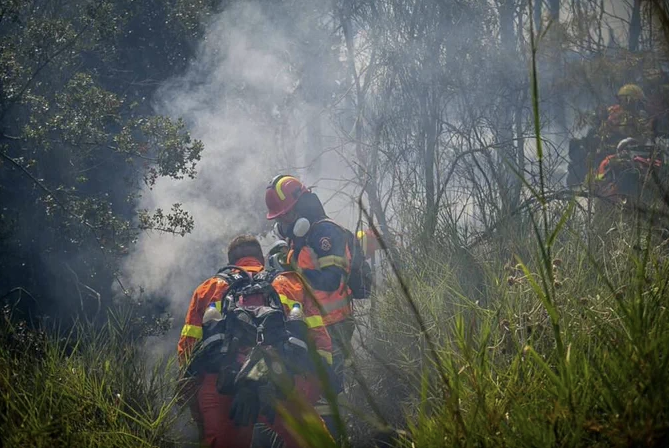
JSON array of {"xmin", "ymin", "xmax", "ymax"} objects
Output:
[
  {"xmin": 266, "ymin": 240, "xmax": 290, "ymax": 272},
  {"xmin": 273, "ymin": 217, "xmax": 311, "ymax": 239}
]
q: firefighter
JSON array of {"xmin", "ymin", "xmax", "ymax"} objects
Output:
[
  {"xmin": 598, "ymin": 84, "xmax": 652, "ymax": 151},
  {"xmin": 265, "ymin": 175, "xmax": 362, "ymax": 439},
  {"xmin": 568, "ymin": 84, "xmax": 654, "ymax": 188},
  {"xmin": 177, "ymin": 235, "xmax": 332, "ymax": 448},
  {"xmin": 357, "ymin": 228, "xmax": 380, "ymax": 260}
]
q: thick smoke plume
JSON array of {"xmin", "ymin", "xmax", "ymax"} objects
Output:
[{"xmin": 121, "ymin": 2, "xmax": 356, "ymax": 357}]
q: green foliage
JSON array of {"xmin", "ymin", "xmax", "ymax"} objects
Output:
[
  {"xmin": 0, "ymin": 0, "xmax": 216, "ymax": 318},
  {"xmin": 368, "ymin": 208, "xmax": 669, "ymax": 447},
  {"xmin": 0, "ymin": 307, "xmax": 181, "ymax": 447},
  {"xmin": 356, "ymin": 12, "xmax": 669, "ymax": 447}
]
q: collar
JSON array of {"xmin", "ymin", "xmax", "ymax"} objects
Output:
[{"xmin": 235, "ymin": 256, "xmax": 264, "ymax": 272}]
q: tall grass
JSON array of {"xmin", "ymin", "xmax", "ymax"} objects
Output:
[
  {"xmin": 0, "ymin": 307, "xmax": 180, "ymax": 448},
  {"xmin": 368, "ymin": 206, "xmax": 669, "ymax": 447},
  {"xmin": 350, "ymin": 6, "xmax": 669, "ymax": 447}
]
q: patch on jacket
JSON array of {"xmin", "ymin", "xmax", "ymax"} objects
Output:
[{"xmin": 319, "ymin": 237, "xmax": 332, "ymax": 252}]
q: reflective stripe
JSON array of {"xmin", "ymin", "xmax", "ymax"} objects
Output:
[
  {"xmin": 201, "ymin": 333, "xmax": 226, "ymax": 349},
  {"xmin": 305, "ymin": 315, "xmax": 324, "ymax": 328},
  {"xmin": 275, "ymin": 176, "xmax": 296, "ymax": 200},
  {"xmin": 213, "ymin": 300, "xmax": 222, "ymax": 312},
  {"xmin": 181, "ymin": 324, "xmax": 203, "ymax": 339},
  {"xmin": 322, "ymin": 297, "xmax": 351, "ymax": 313},
  {"xmin": 279, "ymin": 294, "xmax": 299, "ymax": 309},
  {"xmin": 357, "ymin": 230, "xmax": 368, "ymax": 257},
  {"xmin": 317, "ymin": 349, "xmax": 333, "ymax": 365},
  {"xmin": 317, "ymin": 255, "xmax": 349, "ymax": 270}
]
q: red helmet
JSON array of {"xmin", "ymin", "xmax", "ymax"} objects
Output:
[{"xmin": 265, "ymin": 175, "xmax": 308, "ymax": 219}]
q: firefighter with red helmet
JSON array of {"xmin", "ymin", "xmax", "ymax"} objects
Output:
[{"xmin": 265, "ymin": 175, "xmax": 365, "ymax": 440}]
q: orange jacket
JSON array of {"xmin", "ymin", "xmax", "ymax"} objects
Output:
[
  {"xmin": 272, "ymin": 270, "xmax": 333, "ymax": 364},
  {"xmin": 177, "ymin": 257, "xmax": 332, "ymax": 367},
  {"xmin": 290, "ymin": 220, "xmax": 353, "ymax": 326}
]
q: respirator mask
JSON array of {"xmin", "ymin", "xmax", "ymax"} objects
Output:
[{"xmin": 273, "ymin": 217, "xmax": 311, "ymax": 239}]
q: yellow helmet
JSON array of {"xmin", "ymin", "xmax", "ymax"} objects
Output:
[{"xmin": 617, "ymin": 84, "xmax": 645, "ymax": 101}]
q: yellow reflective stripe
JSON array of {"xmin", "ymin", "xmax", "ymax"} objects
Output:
[
  {"xmin": 275, "ymin": 176, "xmax": 297, "ymax": 200},
  {"xmin": 181, "ymin": 324, "xmax": 203, "ymax": 340},
  {"xmin": 213, "ymin": 300, "xmax": 222, "ymax": 312},
  {"xmin": 357, "ymin": 231, "xmax": 368, "ymax": 257},
  {"xmin": 317, "ymin": 255, "xmax": 348, "ymax": 270},
  {"xmin": 305, "ymin": 314, "xmax": 324, "ymax": 328},
  {"xmin": 317, "ymin": 349, "xmax": 333, "ymax": 365},
  {"xmin": 279, "ymin": 294, "xmax": 299, "ymax": 309}
]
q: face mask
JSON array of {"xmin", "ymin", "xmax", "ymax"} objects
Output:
[{"xmin": 292, "ymin": 217, "xmax": 311, "ymax": 237}]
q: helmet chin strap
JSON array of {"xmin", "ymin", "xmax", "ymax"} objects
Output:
[{"xmin": 292, "ymin": 217, "xmax": 311, "ymax": 237}]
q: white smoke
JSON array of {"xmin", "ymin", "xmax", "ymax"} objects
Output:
[{"xmin": 121, "ymin": 2, "xmax": 359, "ymax": 359}]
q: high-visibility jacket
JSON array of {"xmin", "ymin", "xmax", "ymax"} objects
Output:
[
  {"xmin": 289, "ymin": 219, "xmax": 353, "ymax": 326},
  {"xmin": 177, "ymin": 256, "xmax": 332, "ymax": 367}
]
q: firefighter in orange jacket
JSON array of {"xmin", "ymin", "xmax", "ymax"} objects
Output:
[
  {"xmin": 265, "ymin": 175, "xmax": 356, "ymax": 433},
  {"xmin": 177, "ymin": 235, "xmax": 332, "ymax": 448}
]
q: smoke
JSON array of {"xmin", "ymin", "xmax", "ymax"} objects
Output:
[{"xmin": 120, "ymin": 2, "xmax": 358, "ymax": 359}]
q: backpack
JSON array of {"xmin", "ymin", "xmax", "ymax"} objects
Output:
[
  {"xmin": 313, "ymin": 220, "xmax": 373, "ymax": 299},
  {"xmin": 188, "ymin": 266, "xmax": 309, "ymax": 394},
  {"xmin": 187, "ymin": 267, "xmax": 292, "ymax": 389}
]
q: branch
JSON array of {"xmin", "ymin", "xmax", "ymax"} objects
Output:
[
  {"xmin": 0, "ymin": 16, "xmax": 93, "ymax": 122},
  {"xmin": 1, "ymin": 287, "xmax": 38, "ymax": 305},
  {"xmin": 359, "ymin": 198, "xmax": 469, "ymax": 440},
  {"xmin": 0, "ymin": 150, "xmax": 130, "ymax": 296}
]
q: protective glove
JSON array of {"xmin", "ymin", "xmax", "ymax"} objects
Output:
[
  {"xmin": 228, "ymin": 384, "xmax": 260, "ymax": 427},
  {"xmin": 215, "ymin": 363, "xmax": 239, "ymax": 395},
  {"xmin": 257, "ymin": 382, "xmax": 278, "ymax": 424}
]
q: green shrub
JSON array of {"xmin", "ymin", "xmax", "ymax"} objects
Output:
[{"xmin": 0, "ymin": 308, "xmax": 180, "ymax": 448}]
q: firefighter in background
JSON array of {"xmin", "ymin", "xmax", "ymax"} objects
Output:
[
  {"xmin": 177, "ymin": 235, "xmax": 332, "ymax": 448},
  {"xmin": 357, "ymin": 228, "xmax": 380, "ymax": 260},
  {"xmin": 598, "ymin": 84, "xmax": 653, "ymax": 151},
  {"xmin": 265, "ymin": 175, "xmax": 371, "ymax": 440},
  {"xmin": 568, "ymin": 84, "xmax": 654, "ymax": 187}
]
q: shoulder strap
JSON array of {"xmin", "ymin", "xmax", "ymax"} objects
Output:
[
  {"xmin": 213, "ymin": 266, "xmax": 254, "ymax": 312},
  {"xmin": 222, "ymin": 269, "xmax": 283, "ymax": 311},
  {"xmin": 215, "ymin": 265, "xmax": 253, "ymax": 285}
]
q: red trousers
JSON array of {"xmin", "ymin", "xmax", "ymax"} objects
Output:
[{"xmin": 195, "ymin": 374, "xmax": 325, "ymax": 448}]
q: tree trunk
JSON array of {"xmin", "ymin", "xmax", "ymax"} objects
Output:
[{"xmin": 629, "ymin": 0, "xmax": 642, "ymax": 51}]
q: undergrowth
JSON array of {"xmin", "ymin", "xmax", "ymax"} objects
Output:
[
  {"xmin": 364, "ymin": 206, "xmax": 669, "ymax": 447},
  {"xmin": 0, "ymin": 308, "xmax": 180, "ymax": 447}
]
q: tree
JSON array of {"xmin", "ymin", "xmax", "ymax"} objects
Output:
[{"xmin": 0, "ymin": 0, "xmax": 214, "ymax": 320}]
